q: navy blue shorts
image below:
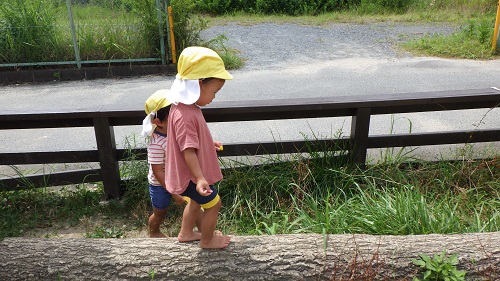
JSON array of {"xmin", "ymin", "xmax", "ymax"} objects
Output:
[
  {"xmin": 149, "ymin": 184, "xmax": 172, "ymax": 210},
  {"xmin": 180, "ymin": 181, "xmax": 220, "ymax": 209}
]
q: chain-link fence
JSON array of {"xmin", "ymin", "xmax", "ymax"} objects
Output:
[{"xmin": 0, "ymin": 0, "xmax": 175, "ymax": 68}]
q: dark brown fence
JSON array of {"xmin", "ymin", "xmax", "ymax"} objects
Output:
[{"xmin": 1, "ymin": 88, "xmax": 499, "ymax": 198}]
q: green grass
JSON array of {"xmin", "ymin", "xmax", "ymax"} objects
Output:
[
  {"xmin": 402, "ymin": 18, "xmax": 499, "ymax": 59},
  {"xmin": 202, "ymin": 9, "xmax": 500, "ymax": 61},
  {"xmin": 0, "ymin": 185, "xmax": 108, "ymax": 238},
  {"xmin": 2, "ymin": 0, "xmax": 499, "ymax": 66},
  {"xmin": 69, "ymin": 5, "xmax": 155, "ymax": 60},
  {"xmin": 2, "ymin": 144, "xmax": 498, "ymax": 240},
  {"xmin": 218, "ymin": 155, "xmax": 500, "ymax": 236},
  {"xmin": 0, "ymin": 0, "xmax": 200, "ymax": 65},
  {"xmin": 1, "ymin": 0, "xmax": 500, "ymax": 238}
]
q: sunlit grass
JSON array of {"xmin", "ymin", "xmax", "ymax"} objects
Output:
[
  {"xmin": 402, "ymin": 18, "xmax": 499, "ymax": 59},
  {"xmin": 1, "ymin": 141, "xmax": 499, "ymax": 240},
  {"xmin": 59, "ymin": 5, "xmax": 156, "ymax": 60},
  {"xmin": 218, "ymin": 155, "xmax": 500, "ymax": 236},
  {"xmin": 2, "ymin": 0, "xmax": 499, "ymax": 65},
  {"xmin": 1, "ymin": 1, "xmax": 164, "ymax": 64},
  {"xmin": 203, "ymin": 2, "xmax": 499, "ymax": 27}
]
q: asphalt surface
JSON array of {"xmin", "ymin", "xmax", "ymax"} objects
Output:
[{"xmin": 1, "ymin": 22, "xmax": 499, "ymax": 176}]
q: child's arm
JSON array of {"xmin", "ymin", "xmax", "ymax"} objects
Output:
[
  {"xmin": 151, "ymin": 164, "xmax": 166, "ymax": 188},
  {"xmin": 171, "ymin": 194, "xmax": 187, "ymax": 206},
  {"xmin": 152, "ymin": 164, "xmax": 186, "ymax": 205},
  {"xmin": 182, "ymin": 148, "xmax": 213, "ymax": 196}
]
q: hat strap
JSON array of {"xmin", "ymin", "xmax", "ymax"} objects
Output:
[
  {"xmin": 168, "ymin": 78, "xmax": 201, "ymax": 105},
  {"xmin": 141, "ymin": 112, "xmax": 157, "ymax": 137}
]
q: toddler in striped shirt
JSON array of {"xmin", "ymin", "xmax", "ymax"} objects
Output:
[{"xmin": 142, "ymin": 90, "xmax": 186, "ymax": 238}]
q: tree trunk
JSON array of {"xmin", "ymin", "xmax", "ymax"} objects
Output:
[{"xmin": 1, "ymin": 233, "xmax": 499, "ymax": 280}]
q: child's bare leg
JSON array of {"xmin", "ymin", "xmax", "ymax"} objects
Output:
[
  {"xmin": 178, "ymin": 200, "xmax": 202, "ymax": 242},
  {"xmin": 149, "ymin": 207, "xmax": 168, "ymax": 238},
  {"xmin": 199, "ymin": 200, "xmax": 231, "ymax": 249},
  {"xmin": 195, "ymin": 209, "xmax": 222, "ymax": 235}
]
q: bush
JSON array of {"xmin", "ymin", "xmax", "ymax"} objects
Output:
[
  {"xmin": 402, "ymin": 18, "xmax": 496, "ymax": 59},
  {"xmin": 171, "ymin": 0, "xmax": 208, "ymax": 55},
  {"xmin": 193, "ymin": 0, "xmax": 361, "ymax": 15},
  {"xmin": 0, "ymin": 0, "xmax": 65, "ymax": 63},
  {"xmin": 0, "ymin": 0, "xmax": 208, "ymax": 64},
  {"xmin": 193, "ymin": 0, "xmax": 252, "ymax": 15},
  {"xmin": 358, "ymin": 0, "xmax": 417, "ymax": 13}
]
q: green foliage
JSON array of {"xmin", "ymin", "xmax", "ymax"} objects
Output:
[
  {"xmin": 120, "ymin": 136, "xmax": 149, "ymax": 209},
  {"xmin": 191, "ymin": 0, "xmax": 498, "ymax": 15},
  {"xmin": 74, "ymin": 0, "xmax": 173, "ymax": 60},
  {"xmin": 355, "ymin": 0, "xmax": 419, "ymax": 14},
  {"xmin": 0, "ymin": 185, "xmax": 103, "ymax": 240},
  {"xmin": 424, "ymin": 0, "xmax": 498, "ymax": 13},
  {"xmin": 219, "ymin": 153, "xmax": 500, "ymax": 236},
  {"xmin": 126, "ymin": 0, "xmax": 161, "ymax": 55},
  {"xmin": 194, "ymin": 0, "xmax": 359, "ymax": 15},
  {"xmin": 203, "ymin": 34, "xmax": 245, "ymax": 69},
  {"xmin": 412, "ymin": 250, "xmax": 466, "ymax": 281},
  {"xmin": 0, "ymin": 0, "xmax": 67, "ymax": 63},
  {"xmin": 369, "ymin": 0, "xmax": 416, "ymax": 12},
  {"xmin": 171, "ymin": 0, "xmax": 208, "ymax": 54},
  {"xmin": 85, "ymin": 225, "xmax": 124, "ymax": 238},
  {"xmin": 194, "ymin": 0, "xmax": 243, "ymax": 15},
  {"xmin": 402, "ymin": 18, "xmax": 496, "ymax": 59},
  {"xmin": 148, "ymin": 268, "xmax": 156, "ymax": 280},
  {"xmin": 1, "ymin": 137, "xmax": 499, "ymax": 241},
  {"xmin": 2, "ymin": 0, "xmax": 498, "ymax": 65},
  {"xmin": 0, "ymin": 0, "xmax": 209, "ymax": 65},
  {"xmin": 218, "ymin": 49, "xmax": 244, "ymax": 69},
  {"xmin": 461, "ymin": 18, "xmax": 494, "ymax": 45},
  {"xmin": 254, "ymin": 0, "xmax": 301, "ymax": 16}
]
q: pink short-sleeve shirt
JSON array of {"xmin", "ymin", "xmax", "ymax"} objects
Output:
[{"xmin": 164, "ymin": 103, "xmax": 223, "ymax": 194}]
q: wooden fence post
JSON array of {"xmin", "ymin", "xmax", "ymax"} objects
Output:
[
  {"xmin": 350, "ymin": 107, "xmax": 372, "ymax": 165},
  {"xmin": 93, "ymin": 117, "xmax": 122, "ymax": 199}
]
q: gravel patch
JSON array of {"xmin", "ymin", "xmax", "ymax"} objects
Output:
[{"xmin": 202, "ymin": 22, "xmax": 457, "ymax": 70}]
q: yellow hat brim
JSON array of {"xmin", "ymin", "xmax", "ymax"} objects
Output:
[
  {"xmin": 145, "ymin": 89, "xmax": 172, "ymax": 115},
  {"xmin": 177, "ymin": 47, "xmax": 233, "ymax": 81}
]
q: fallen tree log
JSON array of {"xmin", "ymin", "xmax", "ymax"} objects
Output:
[{"xmin": 1, "ymin": 233, "xmax": 499, "ymax": 280}]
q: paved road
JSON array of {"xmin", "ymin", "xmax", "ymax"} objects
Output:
[{"xmin": 1, "ymin": 22, "xmax": 499, "ymax": 176}]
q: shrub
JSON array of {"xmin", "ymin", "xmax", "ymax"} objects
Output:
[
  {"xmin": 193, "ymin": 0, "xmax": 253, "ymax": 15},
  {"xmin": 359, "ymin": 0, "xmax": 417, "ymax": 13},
  {"xmin": 170, "ymin": 0, "xmax": 208, "ymax": 55},
  {"xmin": 0, "ymin": 0, "xmax": 65, "ymax": 63},
  {"xmin": 193, "ymin": 0, "xmax": 361, "ymax": 15}
]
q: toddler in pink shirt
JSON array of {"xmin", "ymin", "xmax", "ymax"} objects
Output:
[{"xmin": 163, "ymin": 46, "xmax": 232, "ymax": 249}]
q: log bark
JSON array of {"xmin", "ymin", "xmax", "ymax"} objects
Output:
[{"xmin": 1, "ymin": 233, "xmax": 499, "ymax": 280}]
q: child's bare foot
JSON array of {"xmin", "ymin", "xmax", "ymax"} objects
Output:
[
  {"xmin": 150, "ymin": 232, "xmax": 167, "ymax": 238},
  {"xmin": 194, "ymin": 228, "xmax": 223, "ymax": 235},
  {"xmin": 177, "ymin": 231, "xmax": 202, "ymax": 242},
  {"xmin": 200, "ymin": 234, "xmax": 231, "ymax": 249}
]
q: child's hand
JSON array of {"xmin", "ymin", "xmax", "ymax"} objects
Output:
[
  {"xmin": 214, "ymin": 141, "xmax": 223, "ymax": 151},
  {"xmin": 172, "ymin": 194, "xmax": 186, "ymax": 206},
  {"xmin": 196, "ymin": 179, "xmax": 213, "ymax": 196}
]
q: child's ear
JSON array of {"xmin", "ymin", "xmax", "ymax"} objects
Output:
[{"xmin": 152, "ymin": 118, "xmax": 162, "ymax": 125}]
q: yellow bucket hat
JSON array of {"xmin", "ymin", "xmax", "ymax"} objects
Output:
[
  {"xmin": 145, "ymin": 89, "xmax": 172, "ymax": 115},
  {"xmin": 176, "ymin": 46, "xmax": 233, "ymax": 81},
  {"xmin": 168, "ymin": 46, "xmax": 232, "ymax": 105},
  {"xmin": 141, "ymin": 89, "xmax": 172, "ymax": 137}
]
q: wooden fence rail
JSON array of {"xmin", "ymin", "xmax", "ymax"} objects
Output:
[{"xmin": 1, "ymin": 88, "xmax": 499, "ymax": 198}]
